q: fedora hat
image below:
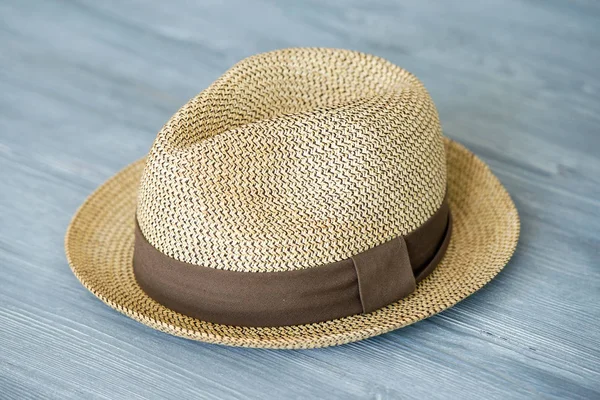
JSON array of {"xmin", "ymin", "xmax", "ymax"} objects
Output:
[{"xmin": 65, "ymin": 48, "xmax": 519, "ymax": 349}]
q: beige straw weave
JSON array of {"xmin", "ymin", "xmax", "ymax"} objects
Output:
[
  {"xmin": 65, "ymin": 48, "xmax": 520, "ymax": 348},
  {"xmin": 137, "ymin": 48, "xmax": 446, "ymax": 272}
]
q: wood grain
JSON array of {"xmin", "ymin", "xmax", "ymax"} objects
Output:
[{"xmin": 0, "ymin": 0, "xmax": 598, "ymax": 398}]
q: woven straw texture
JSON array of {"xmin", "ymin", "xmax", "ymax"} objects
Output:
[
  {"xmin": 136, "ymin": 48, "xmax": 446, "ymax": 272},
  {"xmin": 65, "ymin": 137, "xmax": 519, "ymax": 349}
]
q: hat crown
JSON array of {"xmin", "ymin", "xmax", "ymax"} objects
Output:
[{"xmin": 136, "ymin": 48, "xmax": 446, "ymax": 272}]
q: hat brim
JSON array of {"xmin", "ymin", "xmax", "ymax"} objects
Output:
[{"xmin": 65, "ymin": 138, "xmax": 519, "ymax": 349}]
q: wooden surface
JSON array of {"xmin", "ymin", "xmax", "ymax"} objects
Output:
[{"xmin": 1, "ymin": 0, "xmax": 599, "ymax": 398}]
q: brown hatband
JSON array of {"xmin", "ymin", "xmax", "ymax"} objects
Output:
[{"xmin": 133, "ymin": 199, "xmax": 452, "ymax": 327}]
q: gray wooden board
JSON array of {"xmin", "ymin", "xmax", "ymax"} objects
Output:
[{"xmin": 0, "ymin": 0, "xmax": 599, "ymax": 398}]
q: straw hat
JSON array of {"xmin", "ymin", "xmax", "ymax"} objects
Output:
[{"xmin": 65, "ymin": 48, "xmax": 519, "ymax": 349}]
